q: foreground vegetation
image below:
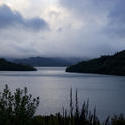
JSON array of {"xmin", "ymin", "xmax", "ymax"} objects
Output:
[
  {"xmin": 66, "ymin": 50, "xmax": 125, "ymax": 76},
  {"xmin": 0, "ymin": 85, "xmax": 124, "ymax": 125}
]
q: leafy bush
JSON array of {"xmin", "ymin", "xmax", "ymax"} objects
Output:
[{"xmin": 0, "ymin": 85, "xmax": 39, "ymax": 125}]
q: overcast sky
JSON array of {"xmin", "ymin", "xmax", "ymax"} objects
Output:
[{"xmin": 0, "ymin": 0, "xmax": 125, "ymax": 58}]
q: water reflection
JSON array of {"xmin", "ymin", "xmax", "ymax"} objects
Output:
[{"xmin": 0, "ymin": 67, "xmax": 125, "ymax": 119}]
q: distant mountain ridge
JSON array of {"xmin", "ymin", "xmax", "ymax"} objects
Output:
[
  {"xmin": 0, "ymin": 58, "xmax": 36, "ymax": 71},
  {"xmin": 66, "ymin": 50, "xmax": 125, "ymax": 76},
  {"xmin": 8, "ymin": 57, "xmax": 85, "ymax": 67}
]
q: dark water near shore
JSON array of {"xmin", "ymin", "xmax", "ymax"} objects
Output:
[{"xmin": 0, "ymin": 67, "xmax": 125, "ymax": 119}]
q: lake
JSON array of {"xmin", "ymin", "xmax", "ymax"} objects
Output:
[{"xmin": 0, "ymin": 67, "xmax": 125, "ymax": 120}]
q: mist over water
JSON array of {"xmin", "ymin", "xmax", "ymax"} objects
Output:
[{"xmin": 0, "ymin": 67, "xmax": 125, "ymax": 120}]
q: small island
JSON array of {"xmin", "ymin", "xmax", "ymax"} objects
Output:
[
  {"xmin": 66, "ymin": 50, "xmax": 125, "ymax": 76},
  {"xmin": 0, "ymin": 58, "xmax": 36, "ymax": 71}
]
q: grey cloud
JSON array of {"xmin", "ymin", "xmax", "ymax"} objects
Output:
[
  {"xmin": 107, "ymin": 0, "xmax": 125, "ymax": 37},
  {"xmin": 108, "ymin": 0, "xmax": 125, "ymax": 23},
  {"xmin": 58, "ymin": 0, "xmax": 125, "ymax": 56},
  {"xmin": 60, "ymin": 0, "xmax": 113, "ymax": 14},
  {"xmin": 0, "ymin": 5, "xmax": 48, "ymax": 31},
  {"xmin": 61, "ymin": 0, "xmax": 125, "ymax": 37},
  {"xmin": 0, "ymin": 1, "xmax": 125, "ymax": 58}
]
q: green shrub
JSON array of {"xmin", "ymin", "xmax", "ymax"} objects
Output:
[{"xmin": 0, "ymin": 84, "xmax": 39, "ymax": 125}]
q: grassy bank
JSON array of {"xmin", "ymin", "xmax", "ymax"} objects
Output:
[{"xmin": 0, "ymin": 85, "xmax": 124, "ymax": 125}]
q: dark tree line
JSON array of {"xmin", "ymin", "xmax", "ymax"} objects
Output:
[{"xmin": 66, "ymin": 50, "xmax": 125, "ymax": 76}]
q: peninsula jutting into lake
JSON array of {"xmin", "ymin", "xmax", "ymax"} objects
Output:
[
  {"xmin": 0, "ymin": 58, "xmax": 36, "ymax": 71},
  {"xmin": 66, "ymin": 50, "xmax": 125, "ymax": 76}
]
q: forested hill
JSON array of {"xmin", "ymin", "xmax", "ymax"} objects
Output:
[
  {"xmin": 66, "ymin": 50, "xmax": 125, "ymax": 76},
  {"xmin": 0, "ymin": 58, "xmax": 36, "ymax": 71},
  {"xmin": 8, "ymin": 57, "xmax": 84, "ymax": 67}
]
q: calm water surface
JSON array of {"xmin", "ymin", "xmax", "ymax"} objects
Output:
[{"xmin": 0, "ymin": 67, "xmax": 125, "ymax": 119}]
